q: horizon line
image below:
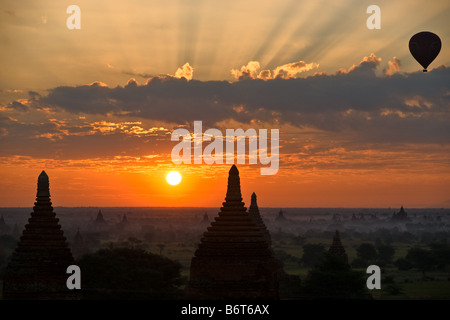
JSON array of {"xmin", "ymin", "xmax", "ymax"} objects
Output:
[{"xmin": 1, "ymin": 206, "xmax": 448, "ymax": 210}]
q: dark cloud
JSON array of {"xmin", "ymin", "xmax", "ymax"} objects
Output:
[
  {"xmin": 5, "ymin": 100, "xmax": 28, "ymax": 112},
  {"xmin": 0, "ymin": 115, "xmax": 170, "ymax": 159},
  {"xmin": 383, "ymin": 57, "xmax": 401, "ymax": 76},
  {"xmin": 5, "ymin": 55, "xmax": 450, "ymax": 146},
  {"xmin": 28, "ymin": 91, "xmax": 41, "ymax": 99}
]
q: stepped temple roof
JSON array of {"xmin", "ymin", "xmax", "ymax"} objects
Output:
[
  {"xmin": 201, "ymin": 212, "xmax": 209, "ymax": 223},
  {"xmin": 248, "ymin": 192, "xmax": 272, "ymax": 246},
  {"xmin": 2, "ymin": 171, "xmax": 77, "ymax": 300},
  {"xmin": 328, "ymin": 230, "xmax": 348, "ymax": 264},
  {"xmin": 94, "ymin": 209, "xmax": 106, "ymax": 224},
  {"xmin": 275, "ymin": 209, "xmax": 286, "ymax": 222},
  {"xmin": 187, "ymin": 165, "xmax": 279, "ymax": 299},
  {"xmin": 71, "ymin": 228, "xmax": 88, "ymax": 259},
  {"xmin": 0, "ymin": 215, "xmax": 11, "ymax": 234},
  {"xmin": 392, "ymin": 205, "xmax": 408, "ymax": 220}
]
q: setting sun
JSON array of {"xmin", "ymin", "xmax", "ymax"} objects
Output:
[{"xmin": 166, "ymin": 171, "xmax": 182, "ymax": 186}]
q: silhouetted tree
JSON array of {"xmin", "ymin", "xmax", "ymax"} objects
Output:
[
  {"xmin": 395, "ymin": 258, "xmax": 413, "ymax": 271},
  {"xmin": 376, "ymin": 244, "xmax": 395, "ymax": 265},
  {"xmin": 77, "ymin": 247, "xmax": 184, "ymax": 299},
  {"xmin": 127, "ymin": 237, "xmax": 146, "ymax": 249},
  {"xmin": 300, "ymin": 243, "xmax": 326, "ymax": 267},
  {"xmin": 429, "ymin": 243, "xmax": 450, "ymax": 270},
  {"xmin": 302, "ymin": 253, "xmax": 370, "ymax": 299},
  {"xmin": 0, "ymin": 235, "xmax": 17, "ymax": 273},
  {"xmin": 406, "ymin": 247, "xmax": 434, "ymax": 278},
  {"xmin": 275, "ymin": 250, "xmax": 301, "ymax": 264}
]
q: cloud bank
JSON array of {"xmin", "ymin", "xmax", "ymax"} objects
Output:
[
  {"xmin": 231, "ymin": 60, "xmax": 319, "ymax": 80},
  {"xmin": 1, "ymin": 55, "xmax": 449, "ymax": 157}
]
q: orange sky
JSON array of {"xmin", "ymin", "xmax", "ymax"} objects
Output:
[{"xmin": 1, "ymin": 1, "xmax": 449, "ymax": 208}]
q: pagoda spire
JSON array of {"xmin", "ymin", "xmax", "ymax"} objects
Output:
[
  {"xmin": 0, "ymin": 215, "xmax": 10, "ymax": 233},
  {"xmin": 37, "ymin": 170, "xmax": 50, "ymax": 197},
  {"xmin": 187, "ymin": 165, "xmax": 279, "ymax": 300},
  {"xmin": 2, "ymin": 171, "xmax": 77, "ymax": 300},
  {"xmin": 71, "ymin": 228, "xmax": 88, "ymax": 259},
  {"xmin": 392, "ymin": 205, "xmax": 408, "ymax": 220},
  {"xmin": 249, "ymin": 192, "xmax": 259, "ymax": 213},
  {"xmin": 328, "ymin": 230, "xmax": 348, "ymax": 264},
  {"xmin": 222, "ymin": 165, "xmax": 246, "ymax": 210},
  {"xmin": 248, "ymin": 192, "xmax": 272, "ymax": 245}
]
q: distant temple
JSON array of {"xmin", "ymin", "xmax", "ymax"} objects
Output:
[
  {"xmin": 275, "ymin": 209, "xmax": 286, "ymax": 222},
  {"xmin": 115, "ymin": 213, "xmax": 129, "ymax": 233},
  {"xmin": 0, "ymin": 215, "xmax": 11, "ymax": 234},
  {"xmin": 121, "ymin": 213, "xmax": 128, "ymax": 225},
  {"xmin": 71, "ymin": 228, "xmax": 88, "ymax": 260},
  {"xmin": 201, "ymin": 212, "xmax": 209, "ymax": 224},
  {"xmin": 94, "ymin": 209, "xmax": 107, "ymax": 225},
  {"xmin": 2, "ymin": 171, "xmax": 78, "ymax": 300},
  {"xmin": 187, "ymin": 165, "xmax": 279, "ymax": 299},
  {"xmin": 328, "ymin": 230, "xmax": 348, "ymax": 264},
  {"xmin": 392, "ymin": 206, "xmax": 408, "ymax": 221}
]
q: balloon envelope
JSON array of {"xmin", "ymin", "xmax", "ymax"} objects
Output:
[{"xmin": 409, "ymin": 32, "xmax": 441, "ymax": 72}]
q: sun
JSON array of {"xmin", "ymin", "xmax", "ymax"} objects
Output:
[{"xmin": 166, "ymin": 171, "xmax": 182, "ymax": 185}]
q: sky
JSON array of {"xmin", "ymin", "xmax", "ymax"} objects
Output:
[{"xmin": 1, "ymin": 0, "xmax": 449, "ymax": 208}]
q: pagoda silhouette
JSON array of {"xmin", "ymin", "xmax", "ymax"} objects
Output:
[
  {"xmin": 2, "ymin": 171, "xmax": 77, "ymax": 300},
  {"xmin": 93, "ymin": 209, "xmax": 107, "ymax": 225},
  {"xmin": 328, "ymin": 230, "xmax": 348, "ymax": 264},
  {"xmin": 392, "ymin": 205, "xmax": 408, "ymax": 221},
  {"xmin": 0, "ymin": 215, "xmax": 11, "ymax": 234},
  {"xmin": 248, "ymin": 192, "xmax": 272, "ymax": 246},
  {"xmin": 71, "ymin": 228, "xmax": 89, "ymax": 260},
  {"xmin": 275, "ymin": 209, "xmax": 287, "ymax": 222},
  {"xmin": 201, "ymin": 212, "xmax": 210, "ymax": 224},
  {"xmin": 187, "ymin": 165, "xmax": 279, "ymax": 299}
]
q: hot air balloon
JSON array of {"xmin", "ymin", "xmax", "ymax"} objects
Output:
[{"xmin": 409, "ymin": 31, "xmax": 441, "ymax": 72}]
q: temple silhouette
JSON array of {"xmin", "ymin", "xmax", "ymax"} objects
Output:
[
  {"xmin": 71, "ymin": 228, "xmax": 89, "ymax": 260},
  {"xmin": 187, "ymin": 165, "xmax": 279, "ymax": 299},
  {"xmin": 0, "ymin": 215, "xmax": 11, "ymax": 234},
  {"xmin": 392, "ymin": 205, "xmax": 408, "ymax": 221},
  {"xmin": 328, "ymin": 230, "xmax": 348, "ymax": 264},
  {"xmin": 2, "ymin": 171, "xmax": 77, "ymax": 300},
  {"xmin": 248, "ymin": 192, "xmax": 272, "ymax": 246},
  {"xmin": 93, "ymin": 209, "xmax": 107, "ymax": 225}
]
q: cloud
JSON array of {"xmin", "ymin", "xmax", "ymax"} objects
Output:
[
  {"xmin": 174, "ymin": 62, "xmax": 194, "ymax": 80},
  {"xmin": 384, "ymin": 57, "xmax": 401, "ymax": 76},
  {"xmin": 272, "ymin": 61, "xmax": 319, "ymax": 79},
  {"xmin": 120, "ymin": 63, "xmax": 194, "ymax": 81},
  {"xmin": 231, "ymin": 61, "xmax": 261, "ymax": 80},
  {"xmin": 0, "ymin": 112, "xmax": 172, "ymax": 159},
  {"xmin": 1, "ymin": 100, "xmax": 28, "ymax": 112},
  {"xmin": 231, "ymin": 60, "xmax": 319, "ymax": 80},
  {"xmin": 3, "ymin": 54, "xmax": 449, "ymax": 148},
  {"xmin": 335, "ymin": 53, "xmax": 381, "ymax": 75}
]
